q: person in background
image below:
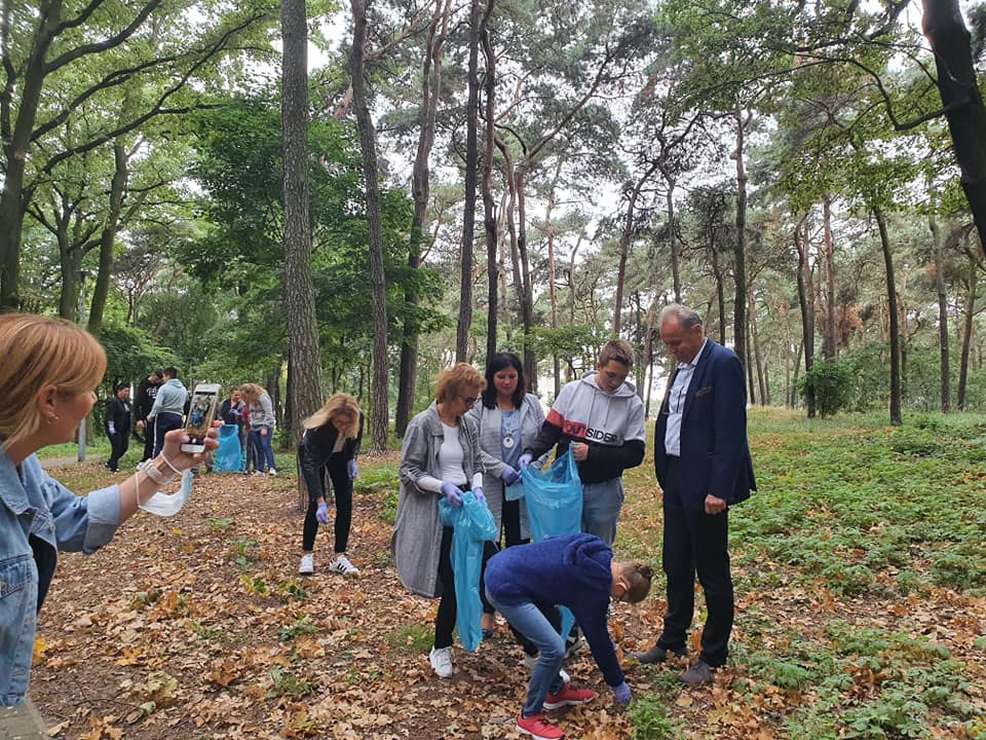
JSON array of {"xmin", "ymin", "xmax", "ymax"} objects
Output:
[
  {"xmin": 219, "ymin": 387, "xmax": 245, "ymax": 427},
  {"xmin": 104, "ymin": 383, "xmax": 132, "ymax": 473},
  {"xmin": 134, "ymin": 370, "xmax": 163, "ymax": 462},
  {"xmin": 0, "ymin": 313, "xmax": 217, "ymax": 707},
  {"xmin": 297, "ymin": 393, "xmax": 363, "ymax": 577},
  {"xmin": 240, "ymin": 383, "xmax": 277, "ymax": 475},
  {"xmin": 241, "ymin": 401, "xmax": 254, "ymax": 473},
  {"xmin": 485, "ymin": 534, "xmax": 651, "ymax": 740},
  {"xmin": 633, "ymin": 304, "xmax": 756, "ymax": 686},
  {"xmin": 393, "ymin": 363, "xmax": 486, "ymax": 679},
  {"xmin": 467, "ymin": 352, "xmax": 547, "ymax": 648},
  {"xmin": 146, "ymin": 367, "xmax": 187, "ymax": 457},
  {"xmin": 520, "ymin": 340, "xmax": 645, "ymax": 547}
]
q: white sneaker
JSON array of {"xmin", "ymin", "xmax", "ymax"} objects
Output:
[
  {"xmin": 328, "ymin": 553, "xmax": 360, "ymax": 577},
  {"xmin": 298, "ymin": 553, "xmax": 314, "ymax": 575},
  {"xmin": 429, "ymin": 646, "xmax": 454, "ymax": 679},
  {"xmin": 269, "ymin": 468, "xmax": 277, "ymax": 476},
  {"xmin": 523, "ymin": 653, "xmax": 570, "ymax": 684}
]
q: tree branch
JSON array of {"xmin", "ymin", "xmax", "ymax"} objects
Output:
[{"xmin": 45, "ymin": 0, "xmax": 165, "ymax": 73}]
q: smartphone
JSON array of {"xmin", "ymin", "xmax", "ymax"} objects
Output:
[{"xmin": 182, "ymin": 383, "xmax": 220, "ymax": 453}]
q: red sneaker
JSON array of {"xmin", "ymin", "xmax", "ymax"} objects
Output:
[
  {"xmin": 543, "ymin": 684, "xmax": 596, "ymax": 710},
  {"xmin": 516, "ymin": 714, "xmax": 564, "ymax": 740}
]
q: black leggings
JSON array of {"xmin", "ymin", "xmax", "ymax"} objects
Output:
[
  {"xmin": 480, "ymin": 497, "xmax": 529, "ymax": 614},
  {"xmin": 435, "ymin": 526, "xmax": 457, "ymax": 649},
  {"xmin": 301, "ymin": 456, "xmax": 353, "ymax": 553}
]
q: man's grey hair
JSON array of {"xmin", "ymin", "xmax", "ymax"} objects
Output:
[{"xmin": 659, "ymin": 303, "xmax": 703, "ymax": 329}]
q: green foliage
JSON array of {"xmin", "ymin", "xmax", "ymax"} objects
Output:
[
  {"xmin": 99, "ymin": 321, "xmax": 177, "ymax": 388},
  {"xmin": 628, "ymin": 697, "xmax": 677, "ymax": 739},
  {"xmin": 279, "ymin": 616, "xmax": 317, "ymax": 642},
  {"xmin": 800, "ymin": 358, "xmax": 854, "ymax": 417}
]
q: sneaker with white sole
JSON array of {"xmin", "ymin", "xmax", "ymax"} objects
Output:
[
  {"xmin": 328, "ymin": 553, "xmax": 360, "ymax": 577},
  {"xmin": 429, "ymin": 646, "xmax": 454, "ymax": 678},
  {"xmin": 543, "ymin": 684, "xmax": 595, "ymax": 710},
  {"xmin": 516, "ymin": 713, "xmax": 564, "ymax": 739},
  {"xmin": 269, "ymin": 468, "xmax": 277, "ymax": 476},
  {"xmin": 523, "ymin": 653, "xmax": 570, "ymax": 684},
  {"xmin": 298, "ymin": 553, "xmax": 314, "ymax": 575}
]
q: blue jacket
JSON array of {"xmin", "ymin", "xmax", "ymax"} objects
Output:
[
  {"xmin": 654, "ymin": 339, "xmax": 756, "ymax": 508},
  {"xmin": 0, "ymin": 450, "xmax": 121, "ymax": 706},
  {"xmin": 485, "ymin": 534, "xmax": 623, "ymax": 688}
]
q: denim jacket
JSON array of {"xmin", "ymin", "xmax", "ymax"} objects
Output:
[{"xmin": 0, "ymin": 449, "xmax": 121, "ymax": 706}]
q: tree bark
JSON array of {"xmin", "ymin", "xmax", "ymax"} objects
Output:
[
  {"xmin": 665, "ymin": 174, "xmax": 682, "ymax": 302},
  {"xmin": 732, "ymin": 108, "xmax": 751, "ymax": 370},
  {"xmin": 456, "ymin": 0, "xmax": 482, "ymax": 362},
  {"xmin": 514, "ymin": 168, "xmax": 536, "ymax": 388},
  {"xmin": 396, "ymin": 0, "xmax": 450, "ymax": 436},
  {"xmin": 750, "ymin": 292, "xmax": 767, "ymax": 404},
  {"xmin": 921, "ymin": 0, "xmax": 986, "ymax": 260},
  {"xmin": 350, "ymin": 0, "xmax": 390, "ymax": 450},
  {"xmin": 957, "ymin": 252, "xmax": 977, "ymax": 410},
  {"xmin": 929, "ymin": 214, "xmax": 950, "ymax": 412},
  {"xmin": 88, "ymin": 140, "xmax": 129, "ymax": 336},
  {"xmin": 544, "ymin": 159, "xmax": 562, "ymax": 398},
  {"xmin": 822, "ymin": 196, "xmax": 837, "ymax": 359},
  {"xmin": 795, "ymin": 220, "xmax": 816, "ymax": 417},
  {"xmin": 613, "ymin": 161, "xmax": 660, "ymax": 335},
  {"xmin": 481, "ymin": 0, "xmax": 498, "ymax": 365},
  {"xmin": 873, "ymin": 206, "xmax": 902, "ymax": 425},
  {"xmin": 282, "ymin": 0, "xmax": 324, "ymax": 441}
]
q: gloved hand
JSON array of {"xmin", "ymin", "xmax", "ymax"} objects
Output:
[
  {"xmin": 501, "ymin": 467, "xmax": 520, "ymax": 486},
  {"xmin": 316, "ymin": 500, "xmax": 330, "ymax": 525},
  {"xmin": 518, "ymin": 453, "xmax": 533, "ymax": 470},
  {"xmin": 108, "ymin": 422, "xmax": 116, "ymax": 435},
  {"xmin": 347, "ymin": 459, "xmax": 358, "ymax": 480},
  {"xmin": 611, "ymin": 681, "xmax": 632, "ymax": 706},
  {"xmin": 440, "ymin": 482, "xmax": 463, "ymax": 507},
  {"xmin": 473, "ymin": 486, "xmax": 486, "ymax": 504}
]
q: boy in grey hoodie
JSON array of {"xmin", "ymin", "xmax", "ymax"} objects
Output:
[
  {"xmin": 147, "ymin": 367, "xmax": 188, "ymax": 457},
  {"xmin": 521, "ymin": 340, "xmax": 645, "ymax": 546}
]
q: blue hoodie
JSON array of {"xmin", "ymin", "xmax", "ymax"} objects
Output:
[{"xmin": 485, "ymin": 533, "xmax": 623, "ymax": 687}]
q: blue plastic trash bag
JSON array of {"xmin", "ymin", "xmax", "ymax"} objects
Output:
[
  {"xmin": 518, "ymin": 450, "xmax": 583, "ymax": 641},
  {"xmin": 438, "ymin": 491, "xmax": 497, "ymax": 652},
  {"xmin": 214, "ymin": 424, "xmax": 243, "ymax": 473}
]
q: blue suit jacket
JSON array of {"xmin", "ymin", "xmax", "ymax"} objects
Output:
[{"xmin": 654, "ymin": 340, "xmax": 756, "ymax": 508}]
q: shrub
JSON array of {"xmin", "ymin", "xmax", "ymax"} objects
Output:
[{"xmin": 801, "ymin": 358, "xmax": 854, "ymax": 417}]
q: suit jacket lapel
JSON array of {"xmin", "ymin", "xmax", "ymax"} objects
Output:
[
  {"xmin": 659, "ymin": 367, "xmax": 679, "ymax": 414},
  {"xmin": 681, "ymin": 340, "xmax": 715, "ymax": 422}
]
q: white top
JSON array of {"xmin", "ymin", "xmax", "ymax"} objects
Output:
[
  {"xmin": 419, "ymin": 422, "xmax": 483, "ymax": 492},
  {"xmin": 664, "ymin": 338, "xmax": 708, "ymax": 457}
]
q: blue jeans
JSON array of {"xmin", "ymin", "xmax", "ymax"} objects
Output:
[
  {"xmin": 581, "ymin": 478, "xmax": 624, "ymax": 545},
  {"xmin": 251, "ymin": 426, "xmax": 276, "ymax": 472},
  {"xmin": 485, "ymin": 588, "xmax": 565, "ymax": 717}
]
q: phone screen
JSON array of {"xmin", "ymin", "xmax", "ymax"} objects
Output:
[{"xmin": 186, "ymin": 388, "xmax": 219, "ymax": 443}]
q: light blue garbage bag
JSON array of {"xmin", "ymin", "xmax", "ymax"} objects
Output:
[
  {"xmin": 518, "ymin": 450, "xmax": 583, "ymax": 641},
  {"xmin": 439, "ymin": 491, "xmax": 498, "ymax": 652},
  {"xmin": 214, "ymin": 424, "xmax": 243, "ymax": 473}
]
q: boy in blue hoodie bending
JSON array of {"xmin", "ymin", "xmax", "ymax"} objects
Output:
[{"xmin": 485, "ymin": 533, "xmax": 652, "ymax": 740}]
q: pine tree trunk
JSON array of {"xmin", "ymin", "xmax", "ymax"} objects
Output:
[
  {"xmin": 350, "ymin": 0, "xmax": 390, "ymax": 449},
  {"xmin": 750, "ymin": 292, "xmax": 767, "ymax": 404},
  {"xmin": 396, "ymin": 0, "xmax": 450, "ymax": 436},
  {"xmin": 481, "ymin": 0, "xmax": 498, "ymax": 364},
  {"xmin": 921, "ymin": 0, "xmax": 986, "ymax": 260},
  {"xmin": 732, "ymin": 108, "xmax": 750, "ymax": 371},
  {"xmin": 929, "ymin": 215, "xmax": 951, "ymax": 412},
  {"xmin": 873, "ymin": 207, "xmax": 902, "ymax": 425},
  {"xmin": 282, "ymin": 0, "xmax": 324, "ymax": 442},
  {"xmin": 795, "ymin": 221, "xmax": 816, "ymax": 417},
  {"xmin": 957, "ymin": 255, "xmax": 977, "ymax": 409},
  {"xmin": 456, "ymin": 0, "xmax": 481, "ymax": 361},
  {"xmin": 822, "ymin": 196, "xmax": 837, "ymax": 359}
]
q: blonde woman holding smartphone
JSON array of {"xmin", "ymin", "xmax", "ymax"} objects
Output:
[{"xmin": 0, "ymin": 314, "xmax": 217, "ymax": 707}]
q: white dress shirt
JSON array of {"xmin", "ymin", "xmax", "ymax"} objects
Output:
[{"xmin": 663, "ymin": 338, "xmax": 709, "ymax": 457}]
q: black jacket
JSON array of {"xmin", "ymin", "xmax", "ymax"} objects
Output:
[
  {"xmin": 297, "ymin": 413, "xmax": 363, "ymax": 501},
  {"xmin": 105, "ymin": 396, "xmax": 132, "ymax": 437},
  {"xmin": 134, "ymin": 379, "xmax": 158, "ymax": 422}
]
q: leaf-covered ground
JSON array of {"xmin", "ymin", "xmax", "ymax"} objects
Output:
[{"xmin": 32, "ymin": 410, "xmax": 986, "ymax": 739}]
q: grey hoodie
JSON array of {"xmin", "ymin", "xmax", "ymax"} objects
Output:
[
  {"xmin": 147, "ymin": 378, "xmax": 187, "ymax": 420},
  {"xmin": 526, "ymin": 372, "xmax": 645, "ymax": 484}
]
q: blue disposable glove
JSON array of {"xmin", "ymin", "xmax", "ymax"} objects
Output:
[
  {"xmin": 440, "ymin": 482, "xmax": 463, "ymax": 507},
  {"xmin": 501, "ymin": 467, "xmax": 520, "ymax": 486},
  {"xmin": 518, "ymin": 453, "xmax": 534, "ymax": 470},
  {"xmin": 473, "ymin": 486, "xmax": 486, "ymax": 504},
  {"xmin": 347, "ymin": 459, "xmax": 358, "ymax": 480},
  {"xmin": 316, "ymin": 501, "xmax": 330, "ymax": 525},
  {"xmin": 612, "ymin": 681, "xmax": 632, "ymax": 706}
]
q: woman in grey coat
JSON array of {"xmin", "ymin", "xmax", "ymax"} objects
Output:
[{"xmin": 392, "ymin": 363, "xmax": 486, "ymax": 679}]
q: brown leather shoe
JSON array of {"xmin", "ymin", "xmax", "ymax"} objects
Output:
[
  {"xmin": 680, "ymin": 660, "xmax": 716, "ymax": 685},
  {"xmin": 631, "ymin": 643, "xmax": 686, "ymax": 664}
]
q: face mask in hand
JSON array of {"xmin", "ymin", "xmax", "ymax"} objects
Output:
[{"xmin": 139, "ymin": 470, "xmax": 194, "ymax": 517}]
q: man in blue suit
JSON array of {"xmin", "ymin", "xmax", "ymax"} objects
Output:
[{"xmin": 633, "ymin": 305, "xmax": 756, "ymax": 685}]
